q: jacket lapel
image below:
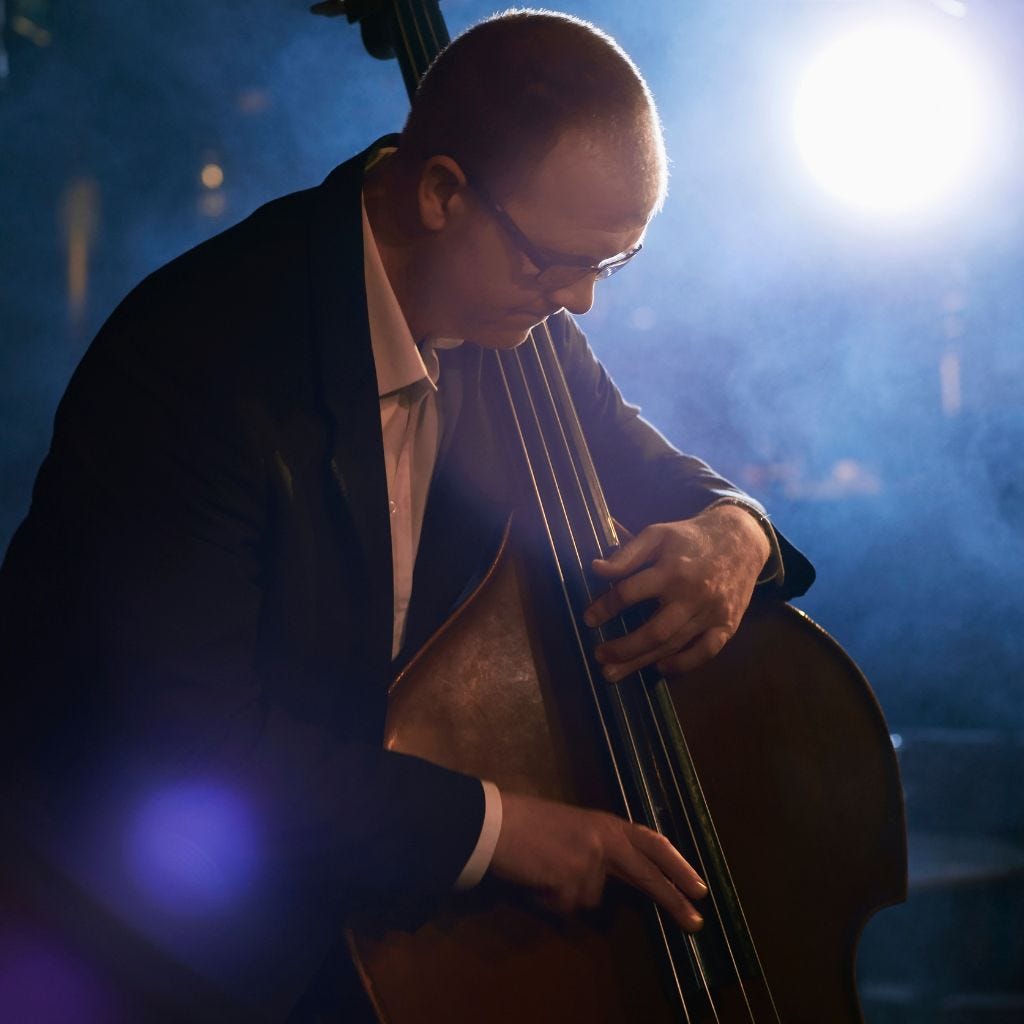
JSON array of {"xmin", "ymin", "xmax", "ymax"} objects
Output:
[{"xmin": 307, "ymin": 142, "xmax": 397, "ymax": 676}]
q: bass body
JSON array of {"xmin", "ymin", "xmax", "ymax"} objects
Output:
[{"xmin": 346, "ymin": 515, "xmax": 906, "ymax": 1023}]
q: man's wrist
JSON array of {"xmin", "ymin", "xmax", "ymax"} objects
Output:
[
  {"xmin": 453, "ymin": 779, "xmax": 503, "ymax": 891},
  {"xmin": 706, "ymin": 497, "xmax": 785, "ymax": 587}
]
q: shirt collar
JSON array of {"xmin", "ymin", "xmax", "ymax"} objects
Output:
[{"xmin": 361, "ymin": 158, "xmax": 463, "ymax": 399}]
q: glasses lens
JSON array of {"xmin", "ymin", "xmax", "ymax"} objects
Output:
[
  {"xmin": 597, "ymin": 246, "xmax": 642, "ymax": 279},
  {"xmin": 534, "ymin": 246, "xmax": 641, "ymax": 289}
]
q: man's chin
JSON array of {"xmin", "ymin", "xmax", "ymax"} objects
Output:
[
  {"xmin": 470, "ymin": 322, "xmax": 539, "ymax": 350},
  {"xmin": 468, "ymin": 313, "xmax": 552, "ymax": 350}
]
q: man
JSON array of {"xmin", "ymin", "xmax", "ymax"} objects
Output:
[{"xmin": 0, "ymin": 10, "xmax": 813, "ymax": 1022}]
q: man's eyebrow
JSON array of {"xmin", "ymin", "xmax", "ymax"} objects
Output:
[{"xmin": 530, "ymin": 228, "xmax": 645, "ymax": 263}]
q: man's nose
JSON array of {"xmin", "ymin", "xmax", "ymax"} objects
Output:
[{"xmin": 545, "ymin": 272, "xmax": 598, "ymax": 317}]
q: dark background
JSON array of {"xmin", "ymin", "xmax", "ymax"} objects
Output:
[{"xmin": 2, "ymin": 0, "xmax": 1022, "ymax": 1018}]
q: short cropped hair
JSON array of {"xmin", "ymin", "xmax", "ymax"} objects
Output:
[{"xmin": 401, "ymin": 9, "xmax": 668, "ymax": 211}]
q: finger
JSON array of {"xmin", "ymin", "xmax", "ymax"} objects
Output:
[
  {"xmin": 590, "ymin": 525, "xmax": 664, "ymax": 581},
  {"xmin": 595, "ymin": 603, "xmax": 700, "ymax": 671},
  {"xmin": 630, "ymin": 826, "xmax": 709, "ymax": 901},
  {"xmin": 602, "ymin": 630, "xmax": 699, "ymax": 682},
  {"xmin": 600, "ymin": 637, "xmax": 695, "ymax": 684},
  {"xmin": 584, "ymin": 564, "xmax": 666, "ymax": 629},
  {"xmin": 656, "ymin": 626, "xmax": 732, "ymax": 676},
  {"xmin": 609, "ymin": 832, "xmax": 705, "ymax": 932}
]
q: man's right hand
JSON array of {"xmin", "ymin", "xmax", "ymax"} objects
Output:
[{"xmin": 488, "ymin": 791, "xmax": 707, "ymax": 932}]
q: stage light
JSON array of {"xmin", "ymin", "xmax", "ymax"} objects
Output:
[{"xmin": 793, "ymin": 21, "xmax": 991, "ymax": 217}]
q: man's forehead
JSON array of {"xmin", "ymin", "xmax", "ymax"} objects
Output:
[{"xmin": 508, "ymin": 128, "xmax": 658, "ymax": 231}]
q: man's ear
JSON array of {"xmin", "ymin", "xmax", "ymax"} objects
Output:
[{"xmin": 417, "ymin": 155, "xmax": 468, "ymax": 232}]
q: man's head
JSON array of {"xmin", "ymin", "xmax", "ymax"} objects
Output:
[
  {"xmin": 375, "ymin": 10, "xmax": 668, "ymax": 347},
  {"xmin": 402, "ymin": 10, "xmax": 667, "ymax": 211}
]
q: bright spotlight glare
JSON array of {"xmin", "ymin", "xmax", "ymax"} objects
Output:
[{"xmin": 793, "ymin": 23, "xmax": 990, "ymax": 216}]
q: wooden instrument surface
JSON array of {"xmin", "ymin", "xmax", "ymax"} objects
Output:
[{"xmin": 347, "ymin": 521, "xmax": 906, "ymax": 1023}]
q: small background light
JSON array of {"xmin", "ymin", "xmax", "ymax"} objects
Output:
[{"xmin": 200, "ymin": 162, "xmax": 224, "ymax": 190}]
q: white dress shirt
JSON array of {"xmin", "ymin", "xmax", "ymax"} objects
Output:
[{"xmin": 361, "ymin": 195, "xmax": 502, "ymax": 890}]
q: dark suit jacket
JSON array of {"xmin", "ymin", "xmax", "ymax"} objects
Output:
[{"xmin": 0, "ymin": 141, "xmax": 814, "ymax": 1020}]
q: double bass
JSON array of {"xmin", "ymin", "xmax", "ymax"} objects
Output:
[{"xmin": 315, "ymin": 2, "xmax": 908, "ymax": 1019}]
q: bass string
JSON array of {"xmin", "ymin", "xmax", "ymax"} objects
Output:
[
  {"xmin": 491, "ymin": 343, "xmax": 696, "ymax": 1024},
  {"xmin": 646, "ymin": 679, "xmax": 781, "ymax": 1024},
  {"xmin": 531, "ymin": 322, "xmax": 618, "ymax": 549},
  {"xmin": 528, "ymin": 322, "xmax": 776, "ymax": 1024},
  {"xmin": 511, "ymin": 332, "xmax": 756, "ymax": 1023},
  {"xmin": 514, "ymin": 329, "xmax": 726, "ymax": 1023},
  {"xmin": 493, "ymin": 342, "xmax": 654, "ymax": 836},
  {"xmin": 513, "ymin": 342, "xmax": 728, "ymax": 1023},
  {"xmin": 530, "ymin": 321, "xmax": 777, "ymax": 1021},
  {"xmin": 515, "ymin": 332, "xmax": 703, "ymax": 856},
  {"xmin": 505, "ymin": 340, "xmax": 676, "ymax": 846},
  {"xmin": 392, "ymin": 0, "xmax": 447, "ymax": 84}
]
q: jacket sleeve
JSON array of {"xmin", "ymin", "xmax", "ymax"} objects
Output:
[{"xmin": 550, "ymin": 312, "xmax": 815, "ymax": 599}]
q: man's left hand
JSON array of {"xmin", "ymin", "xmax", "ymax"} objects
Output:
[{"xmin": 583, "ymin": 503, "xmax": 770, "ymax": 680}]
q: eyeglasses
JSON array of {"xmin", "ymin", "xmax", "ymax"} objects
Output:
[{"xmin": 466, "ymin": 177, "xmax": 644, "ymax": 290}]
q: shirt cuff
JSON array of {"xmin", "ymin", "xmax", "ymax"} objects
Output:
[
  {"xmin": 707, "ymin": 497, "xmax": 785, "ymax": 588},
  {"xmin": 453, "ymin": 779, "xmax": 503, "ymax": 891}
]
